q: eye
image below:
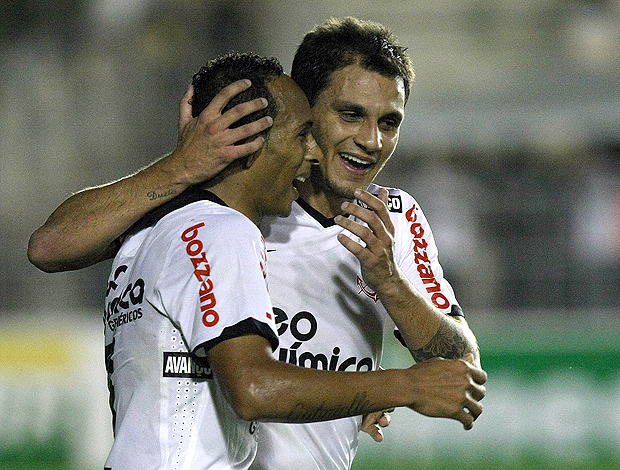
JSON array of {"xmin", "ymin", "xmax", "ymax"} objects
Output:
[
  {"xmin": 297, "ymin": 122, "xmax": 313, "ymax": 140},
  {"xmin": 340, "ymin": 111, "xmax": 361, "ymax": 122},
  {"xmin": 380, "ymin": 117, "xmax": 401, "ymax": 132}
]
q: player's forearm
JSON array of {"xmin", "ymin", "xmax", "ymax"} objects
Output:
[
  {"xmin": 228, "ymin": 361, "xmax": 414, "ymax": 423},
  {"xmin": 211, "ymin": 335, "xmax": 486, "ymax": 429},
  {"xmin": 209, "ymin": 335, "xmax": 413, "ymax": 423},
  {"xmin": 408, "ymin": 316, "xmax": 480, "ymax": 365},
  {"xmin": 377, "ymin": 270, "xmax": 479, "ymax": 363},
  {"xmin": 28, "ymin": 155, "xmax": 189, "ymax": 272}
]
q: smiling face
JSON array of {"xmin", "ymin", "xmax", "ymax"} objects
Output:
[
  {"xmin": 303, "ymin": 64, "xmax": 406, "ymax": 215},
  {"xmin": 253, "ymin": 75, "xmax": 321, "ymax": 217}
]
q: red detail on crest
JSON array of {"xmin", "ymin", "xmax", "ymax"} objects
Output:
[{"xmin": 356, "ymin": 276, "xmax": 379, "ymax": 303}]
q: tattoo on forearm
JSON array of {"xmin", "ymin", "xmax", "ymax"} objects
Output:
[
  {"xmin": 147, "ymin": 189, "xmax": 179, "ymax": 201},
  {"xmin": 411, "ymin": 318, "xmax": 472, "ymax": 362},
  {"xmin": 287, "ymin": 392, "xmax": 373, "ymax": 422}
]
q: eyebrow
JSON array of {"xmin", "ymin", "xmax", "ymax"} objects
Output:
[
  {"xmin": 299, "ymin": 120, "xmax": 314, "ymax": 134},
  {"xmin": 335, "ymin": 101, "xmax": 403, "ymax": 124},
  {"xmin": 334, "ymin": 101, "xmax": 365, "ymax": 115}
]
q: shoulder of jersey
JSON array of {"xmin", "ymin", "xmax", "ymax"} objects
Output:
[{"xmin": 157, "ymin": 201, "xmax": 258, "ymax": 237}]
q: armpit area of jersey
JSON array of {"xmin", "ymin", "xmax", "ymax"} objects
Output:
[{"xmin": 193, "ymin": 317, "xmax": 279, "ymax": 365}]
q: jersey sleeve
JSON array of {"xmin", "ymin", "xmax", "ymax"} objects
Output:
[
  {"xmin": 393, "ymin": 190, "xmax": 462, "ymax": 317},
  {"xmin": 381, "ymin": 189, "xmax": 463, "ymax": 348},
  {"xmin": 151, "ymin": 211, "xmax": 278, "ymax": 364}
]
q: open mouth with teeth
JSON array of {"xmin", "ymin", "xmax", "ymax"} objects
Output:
[
  {"xmin": 292, "ymin": 175, "xmax": 307, "ymax": 190},
  {"xmin": 340, "ymin": 153, "xmax": 374, "ymax": 171}
]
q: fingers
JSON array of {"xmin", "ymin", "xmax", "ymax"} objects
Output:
[
  {"xmin": 215, "ymin": 98, "xmax": 270, "ymax": 130},
  {"xmin": 334, "ymin": 189, "xmax": 395, "ymax": 259},
  {"xmin": 207, "ymin": 79, "xmax": 252, "ymax": 114},
  {"xmin": 378, "ymin": 411, "xmax": 392, "ymax": 428},
  {"xmin": 464, "ymin": 396, "xmax": 483, "ymax": 421},
  {"xmin": 189, "ymin": 78, "xmax": 272, "ymax": 135},
  {"xmin": 361, "ymin": 417, "xmax": 384, "ymax": 442},
  {"xmin": 469, "ymin": 363, "xmax": 488, "ymax": 386},
  {"xmin": 407, "ymin": 358, "xmax": 487, "ymax": 431},
  {"xmin": 353, "ymin": 189, "xmax": 395, "ymax": 235},
  {"xmin": 198, "ymin": 80, "xmax": 271, "ymax": 133},
  {"xmin": 336, "ymin": 227, "xmax": 368, "ymax": 259},
  {"xmin": 178, "ymin": 84, "xmax": 194, "ymax": 134},
  {"xmin": 459, "ymin": 410, "xmax": 476, "ymax": 431},
  {"xmin": 459, "ymin": 398, "xmax": 483, "ymax": 431},
  {"xmin": 193, "ymin": 79, "xmax": 273, "ymax": 149},
  {"xmin": 361, "ymin": 410, "xmax": 392, "ymax": 442},
  {"xmin": 225, "ymin": 115, "xmax": 273, "ymax": 144},
  {"xmin": 460, "ymin": 363, "xmax": 486, "ymax": 429},
  {"xmin": 221, "ymin": 136, "xmax": 266, "ymax": 161}
]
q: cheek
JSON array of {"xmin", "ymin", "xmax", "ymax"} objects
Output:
[
  {"xmin": 381, "ymin": 136, "xmax": 399, "ymax": 160},
  {"xmin": 313, "ymin": 120, "xmax": 338, "ymax": 153}
]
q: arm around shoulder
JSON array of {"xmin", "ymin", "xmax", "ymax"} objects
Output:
[
  {"xmin": 27, "ymin": 160, "xmax": 188, "ymax": 272},
  {"xmin": 28, "ymin": 81, "xmax": 273, "ymax": 273}
]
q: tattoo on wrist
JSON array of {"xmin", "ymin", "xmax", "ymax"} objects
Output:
[
  {"xmin": 411, "ymin": 318, "xmax": 470, "ymax": 362},
  {"xmin": 147, "ymin": 189, "xmax": 179, "ymax": 201},
  {"xmin": 287, "ymin": 392, "xmax": 373, "ymax": 422}
]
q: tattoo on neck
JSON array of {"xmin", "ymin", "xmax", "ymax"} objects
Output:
[
  {"xmin": 147, "ymin": 189, "xmax": 179, "ymax": 201},
  {"xmin": 287, "ymin": 392, "xmax": 373, "ymax": 422},
  {"xmin": 411, "ymin": 318, "xmax": 469, "ymax": 362}
]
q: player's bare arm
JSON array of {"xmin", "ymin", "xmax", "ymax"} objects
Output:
[
  {"xmin": 334, "ymin": 189, "xmax": 481, "ymax": 365},
  {"xmin": 208, "ymin": 334, "xmax": 486, "ymax": 430},
  {"xmin": 28, "ymin": 80, "xmax": 272, "ymax": 272},
  {"xmin": 410, "ymin": 315, "xmax": 480, "ymax": 365}
]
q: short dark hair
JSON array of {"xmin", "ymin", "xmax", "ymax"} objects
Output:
[
  {"xmin": 191, "ymin": 52, "xmax": 284, "ymax": 138},
  {"xmin": 291, "ymin": 17, "xmax": 415, "ymax": 107}
]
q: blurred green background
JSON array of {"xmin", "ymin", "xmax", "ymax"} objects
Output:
[
  {"xmin": 2, "ymin": 312, "xmax": 619, "ymax": 470},
  {"xmin": 2, "ymin": 0, "xmax": 619, "ymax": 468}
]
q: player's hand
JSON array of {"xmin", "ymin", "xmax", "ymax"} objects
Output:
[
  {"xmin": 361, "ymin": 409, "xmax": 393, "ymax": 442},
  {"xmin": 407, "ymin": 355, "xmax": 487, "ymax": 430},
  {"xmin": 167, "ymin": 80, "xmax": 274, "ymax": 185},
  {"xmin": 334, "ymin": 188, "xmax": 399, "ymax": 295}
]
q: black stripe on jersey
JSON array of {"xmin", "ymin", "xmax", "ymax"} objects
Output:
[
  {"xmin": 296, "ymin": 198, "xmax": 337, "ymax": 228},
  {"xmin": 296, "ymin": 193, "xmax": 401, "ymax": 229},
  {"xmin": 192, "ymin": 317, "xmax": 279, "ymax": 367},
  {"xmin": 119, "ymin": 185, "xmax": 227, "ymax": 242}
]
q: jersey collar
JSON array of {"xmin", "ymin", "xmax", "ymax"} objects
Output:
[{"xmin": 295, "ymin": 197, "xmax": 338, "ymax": 228}]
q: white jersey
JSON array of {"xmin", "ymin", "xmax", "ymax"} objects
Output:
[
  {"xmin": 250, "ymin": 183, "xmax": 462, "ymax": 470},
  {"xmin": 104, "ymin": 190, "xmax": 278, "ymax": 470}
]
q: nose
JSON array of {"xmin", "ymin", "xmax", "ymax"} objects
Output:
[
  {"xmin": 304, "ymin": 133, "xmax": 323, "ymax": 165},
  {"xmin": 354, "ymin": 120, "xmax": 382, "ymax": 154}
]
